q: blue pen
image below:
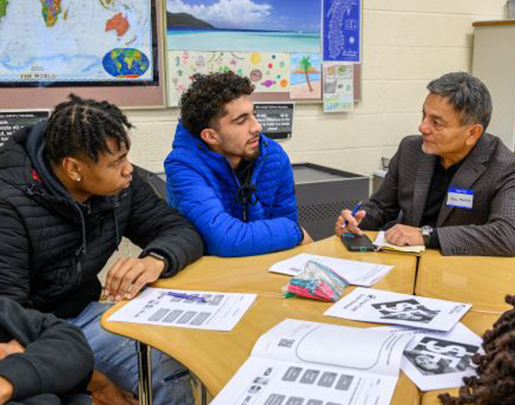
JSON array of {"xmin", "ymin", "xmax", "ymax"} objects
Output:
[
  {"xmin": 342, "ymin": 200, "xmax": 364, "ymax": 228},
  {"xmin": 166, "ymin": 291, "xmax": 207, "ymax": 303}
]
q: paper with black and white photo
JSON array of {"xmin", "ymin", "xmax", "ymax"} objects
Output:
[
  {"xmin": 211, "ymin": 319, "xmax": 413, "ymax": 405},
  {"xmin": 325, "ymin": 288, "xmax": 471, "ymax": 331},
  {"xmin": 269, "ymin": 253, "xmax": 393, "ymax": 287},
  {"xmin": 107, "ymin": 287, "xmax": 256, "ymax": 331},
  {"xmin": 377, "ymin": 323, "xmax": 483, "ymax": 391}
]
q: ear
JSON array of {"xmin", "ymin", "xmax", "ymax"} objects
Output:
[
  {"xmin": 200, "ymin": 128, "xmax": 220, "ymax": 147},
  {"xmin": 61, "ymin": 157, "xmax": 83, "ymax": 183},
  {"xmin": 466, "ymin": 123, "xmax": 484, "ymax": 146}
]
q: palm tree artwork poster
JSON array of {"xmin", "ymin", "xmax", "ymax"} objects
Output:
[{"xmin": 290, "ymin": 53, "xmax": 322, "ymax": 100}]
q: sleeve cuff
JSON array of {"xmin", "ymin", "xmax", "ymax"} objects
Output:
[{"xmin": 427, "ymin": 229, "xmax": 441, "ymax": 249}]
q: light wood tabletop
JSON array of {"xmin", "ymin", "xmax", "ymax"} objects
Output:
[
  {"xmin": 152, "ymin": 234, "xmax": 418, "ymax": 296},
  {"xmin": 102, "ymin": 295, "xmax": 420, "ymax": 404},
  {"xmin": 416, "ymin": 249, "xmax": 515, "ymax": 312}
]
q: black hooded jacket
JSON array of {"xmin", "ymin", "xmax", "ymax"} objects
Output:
[
  {"xmin": 0, "ymin": 122, "xmax": 203, "ymax": 318},
  {"xmin": 0, "ymin": 297, "xmax": 93, "ymax": 404}
]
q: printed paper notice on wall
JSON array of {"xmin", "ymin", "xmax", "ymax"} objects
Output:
[
  {"xmin": 323, "ymin": 62, "xmax": 354, "ymax": 113},
  {"xmin": 254, "ymin": 102, "xmax": 294, "ymax": 141},
  {"xmin": 322, "ymin": 0, "xmax": 362, "ymax": 63}
]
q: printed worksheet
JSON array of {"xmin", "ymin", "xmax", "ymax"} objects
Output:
[
  {"xmin": 269, "ymin": 253, "xmax": 393, "ymax": 287},
  {"xmin": 211, "ymin": 319, "xmax": 413, "ymax": 405},
  {"xmin": 377, "ymin": 323, "xmax": 483, "ymax": 391},
  {"xmin": 107, "ymin": 288, "xmax": 256, "ymax": 331},
  {"xmin": 325, "ymin": 288, "xmax": 471, "ymax": 332}
]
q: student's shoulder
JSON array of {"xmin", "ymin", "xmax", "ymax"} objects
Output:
[{"xmin": 261, "ymin": 135, "xmax": 289, "ymax": 161}]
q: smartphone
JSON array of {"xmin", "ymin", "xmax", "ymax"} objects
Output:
[{"xmin": 340, "ymin": 233, "xmax": 376, "ymax": 252}]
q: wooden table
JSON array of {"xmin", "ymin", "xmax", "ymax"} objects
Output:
[
  {"xmin": 153, "ymin": 234, "xmax": 418, "ymax": 296},
  {"xmin": 101, "ymin": 235, "xmax": 419, "ymax": 404},
  {"xmin": 420, "ymin": 310, "xmax": 501, "ymax": 405},
  {"xmin": 416, "ymin": 249, "xmax": 515, "ymax": 312},
  {"xmin": 103, "ymin": 295, "xmax": 420, "ymax": 405}
]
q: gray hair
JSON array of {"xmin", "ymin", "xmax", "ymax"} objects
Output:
[{"xmin": 427, "ymin": 72, "xmax": 492, "ymax": 132}]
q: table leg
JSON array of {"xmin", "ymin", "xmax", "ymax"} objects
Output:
[
  {"xmin": 137, "ymin": 341, "xmax": 153, "ymax": 405},
  {"xmin": 201, "ymin": 383, "xmax": 208, "ymax": 405}
]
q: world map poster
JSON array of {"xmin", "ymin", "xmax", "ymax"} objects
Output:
[{"xmin": 0, "ymin": 0, "xmax": 156, "ymax": 86}]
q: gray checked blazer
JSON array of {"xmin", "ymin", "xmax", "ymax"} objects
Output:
[{"xmin": 360, "ymin": 134, "xmax": 515, "ymax": 256}]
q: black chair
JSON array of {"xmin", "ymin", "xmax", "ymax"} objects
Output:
[{"xmin": 133, "ymin": 165, "xmax": 167, "ymax": 201}]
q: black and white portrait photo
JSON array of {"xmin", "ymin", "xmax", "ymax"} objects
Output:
[
  {"xmin": 404, "ymin": 337, "xmax": 479, "ymax": 376},
  {"xmin": 372, "ymin": 299, "xmax": 441, "ymax": 324}
]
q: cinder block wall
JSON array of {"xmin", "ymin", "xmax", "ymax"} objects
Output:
[
  {"xmin": 100, "ymin": 1, "xmax": 506, "ymax": 281},
  {"xmin": 125, "ymin": 1, "xmax": 506, "ymax": 177}
]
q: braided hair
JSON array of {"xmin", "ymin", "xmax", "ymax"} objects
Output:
[
  {"xmin": 45, "ymin": 94, "xmax": 133, "ymax": 163},
  {"xmin": 439, "ymin": 295, "xmax": 515, "ymax": 405}
]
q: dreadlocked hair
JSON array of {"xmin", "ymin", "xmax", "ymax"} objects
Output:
[
  {"xmin": 45, "ymin": 94, "xmax": 133, "ymax": 163},
  {"xmin": 439, "ymin": 295, "xmax": 515, "ymax": 405}
]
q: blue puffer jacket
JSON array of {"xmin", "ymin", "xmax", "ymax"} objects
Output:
[{"xmin": 164, "ymin": 121, "xmax": 303, "ymax": 257}]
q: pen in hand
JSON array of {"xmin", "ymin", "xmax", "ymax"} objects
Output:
[
  {"xmin": 342, "ymin": 200, "xmax": 364, "ymax": 228},
  {"xmin": 166, "ymin": 291, "xmax": 207, "ymax": 303}
]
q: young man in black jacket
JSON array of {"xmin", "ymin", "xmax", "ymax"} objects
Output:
[
  {"xmin": 0, "ymin": 296, "xmax": 94, "ymax": 405},
  {"xmin": 0, "ymin": 95, "xmax": 204, "ymax": 405}
]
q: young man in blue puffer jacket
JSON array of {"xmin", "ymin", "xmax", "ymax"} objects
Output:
[{"xmin": 165, "ymin": 72, "xmax": 313, "ymax": 257}]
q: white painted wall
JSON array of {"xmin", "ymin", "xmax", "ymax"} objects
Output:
[{"xmin": 125, "ymin": 1, "xmax": 507, "ymax": 179}]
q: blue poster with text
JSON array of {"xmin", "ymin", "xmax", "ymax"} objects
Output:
[{"xmin": 323, "ymin": 0, "xmax": 361, "ymax": 63}]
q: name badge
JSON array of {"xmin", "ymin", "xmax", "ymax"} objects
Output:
[{"xmin": 447, "ymin": 187, "xmax": 473, "ymax": 209}]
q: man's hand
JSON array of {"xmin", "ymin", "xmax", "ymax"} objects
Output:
[
  {"xmin": 300, "ymin": 227, "xmax": 314, "ymax": 245},
  {"xmin": 0, "ymin": 376, "xmax": 13, "ymax": 405},
  {"xmin": 105, "ymin": 256, "xmax": 164, "ymax": 302},
  {"xmin": 0, "ymin": 340, "xmax": 25, "ymax": 360},
  {"xmin": 88, "ymin": 370, "xmax": 138, "ymax": 405},
  {"xmin": 335, "ymin": 209, "xmax": 366, "ymax": 237},
  {"xmin": 385, "ymin": 224, "xmax": 424, "ymax": 246}
]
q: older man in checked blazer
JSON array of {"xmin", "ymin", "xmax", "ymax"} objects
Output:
[{"xmin": 336, "ymin": 72, "xmax": 515, "ymax": 256}]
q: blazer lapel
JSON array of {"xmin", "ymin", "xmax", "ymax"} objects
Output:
[
  {"xmin": 412, "ymin": 152, "xmax": 436, "ymax": 226},
  {"xmin": 437, "ymin": 136, "xmax": 489, "ymax": 226}
]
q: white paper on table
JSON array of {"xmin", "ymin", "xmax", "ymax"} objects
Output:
[
  {"xmin": 269, "ymin": 253, "xmax": 393, "ymax": 287},
  {"xmin": 375, "ymin": 323, "xmax": 483, "ymax": 391},
  {"xmin": 211, "ymin": 319, "xmax": 413, "ymax": 405},
  {"xmin": 325, "ymin": 288, "xmax": 471, "ymax": 332},
  {"xmin": 374, "ymin": 231, "xmax": 425, "ymax": 254},
  {"xmin": 107, "ymin": 288, "xmax": 256, "ymax": 331}
]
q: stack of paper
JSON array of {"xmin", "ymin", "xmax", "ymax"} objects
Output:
[
  {"xmin": 269, "ymin": 253, "xmax": 393, "ymax": 287},
  {"xmin": 374, "ymin": 231, "xmax": 425, "ymax": 254},
  {"xmin": 211, "ymin": 319, "xmax": 413, "ymax": 405}
]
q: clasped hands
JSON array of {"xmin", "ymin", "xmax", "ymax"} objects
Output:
[{"xmin": 335, "ymin": 209, "xmax": 424, "ymax": 246}]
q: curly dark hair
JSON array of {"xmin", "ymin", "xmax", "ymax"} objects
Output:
[
  {"xmin": 439, "ymin": 295, "xmax": 515, "ymax": 405},
  {"xmin": 45, "ymin": 94, "xmax": 132, "ymax": 163},
  {"xmin": 179, "ymin": 72, "xmax": 254, "ymax": 137}
]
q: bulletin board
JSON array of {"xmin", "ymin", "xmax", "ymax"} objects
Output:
[{"xmin": 165, "ymin": 0, "xmax": 361, "ymax": 107}]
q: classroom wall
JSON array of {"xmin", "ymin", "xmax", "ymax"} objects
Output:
[{"xmin": 125, "ymin": 1, "xmax": 506, "ymax": 179}]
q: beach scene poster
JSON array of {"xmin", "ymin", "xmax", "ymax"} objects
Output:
[
  {"xmin": 207, "ymin": 51, "xmax": 290, "ymax": 93},
  {"xmin": 290, "ymin": 53, "xmax": 322, "ymax": 100},
  {"xmin": 166, "ymin": 0, "xmax": 321, "ymax": 53}
]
